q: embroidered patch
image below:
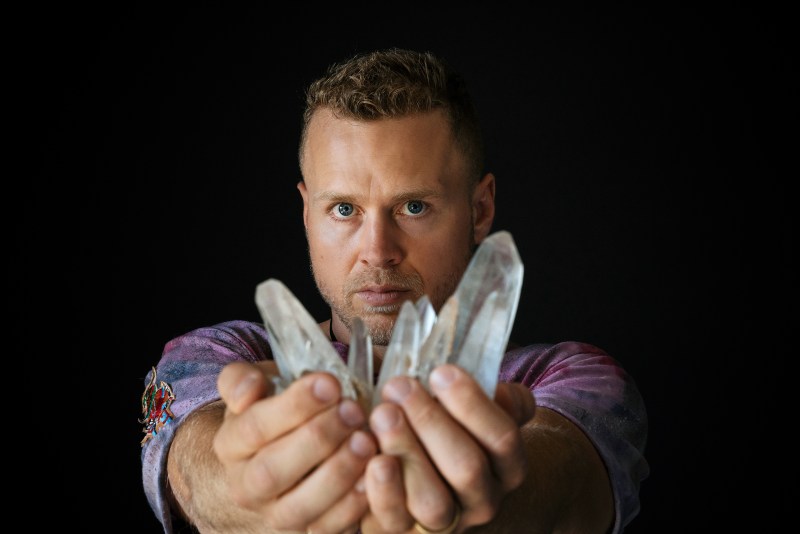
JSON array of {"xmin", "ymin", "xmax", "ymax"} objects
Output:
[{"xmin": 139, "ymin": 366, "xmax": 175, "ymax": 446}]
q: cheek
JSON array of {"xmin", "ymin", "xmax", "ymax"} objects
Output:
[
  {"xmin": 308, "ymin": 213, "xmax": 353, "ymax": 248},
  {"xmin": 409, "ymin": 226, "xmax": 472, "ymax": 281},
  {"xmin": 307, "ymin": 219, "xmax": 355, "ymax": 277}
]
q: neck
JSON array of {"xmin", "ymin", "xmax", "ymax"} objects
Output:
[
  {"xmin": 327, "ymin": 318, "xmax": 387, "ymax": 363},
  {"xmin": 329, "ymin": 320, "xmax": 337, "ymax": 342}
]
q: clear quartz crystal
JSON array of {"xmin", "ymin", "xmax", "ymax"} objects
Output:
[
  {"xmin": 255, "ymin": 279, "xmax": 371, "ymax": 402},
  {"xmin": 254, "ymin": 230, "xmax": 523, "ymax": 410},
  {"xmin": 347, "ymin": 318, "xmax": 374, "ymax": 412}
]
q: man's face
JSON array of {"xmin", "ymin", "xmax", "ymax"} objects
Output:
[{"xmin": 298, "ymin": 109, "xmax": 495, "ymax": 348}]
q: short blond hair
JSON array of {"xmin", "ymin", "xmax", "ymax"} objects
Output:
[{"xmin": 299, "ymin": 48, "xmax": 485, "ymax": 186}]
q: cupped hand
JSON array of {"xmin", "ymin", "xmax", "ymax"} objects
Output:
[
  {"xmin": 214, "ymin": 361, "xmax": 378, "ymax": 533},
  {"xmin": 360, "ymin": 364, "xmax": 535, "ymax": 533}
]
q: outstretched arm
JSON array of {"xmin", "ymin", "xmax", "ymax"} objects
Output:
[
  {"xmin": 490, "ymin": 406, "xmax": 613, "ymax": 533},
  {"xmin": 166, "ymin": 361, "xmax": 376, "ymax": 533},
  {"xmin": 167, "ymin": 400, "xmax": 265, "ymax": 531},
  {"xmin": 361, "ymin": 341, "xmax": 648, "ymax": 534},
  {"xmin": 360, "ymin": 365, "xmax": 612, "ymax": 534}
]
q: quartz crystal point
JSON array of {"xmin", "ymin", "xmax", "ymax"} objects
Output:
[
  {"xmin": 372, "ymin": 299, "xmax": 426, "ymax": 406},
  {"xmin": 255, "ymin": 279, "xmax": 373, "ymax": 404},
  {"xmin": 377, "ymin": 230, "xmax": 523, "ymax": 399},
  {"xmin": 254, "ymin": 230, "xmax": 523, "ymax": 410},
  {"xmin": 444, "ymin": 230, "xmax": 523, "ymax": 397},
  {"xmin": 346, "ymin": 317, "xmax": 374, "ymax": 411}
]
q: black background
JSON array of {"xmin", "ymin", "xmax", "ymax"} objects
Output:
[{"xmin": 20, "ymin": 5, "xmax": 791, "ymax": 532}]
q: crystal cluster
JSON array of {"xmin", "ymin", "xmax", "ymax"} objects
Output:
[{"xmin": 254, "ymin": 231, "xmax": 523, "ymax": 409}]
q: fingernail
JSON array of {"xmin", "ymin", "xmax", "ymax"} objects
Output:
[
  {"xmin": 349, "ymin": 431, "xmax": 374, "ymax": 458},
  {"xmin": 374, "ymin": 461, "xmax": 394, "ymax": 483},
  {"xmin": 313, "ymin": 376, "xmax": 338, "ymax": 402},
  {"xmin": 371, "ymin": 404, "xmax": 400, "ymax": 432},
  {"xmin": 430, "ymin": 365, "xmax": 457, "ymax": 389},
  {"xmin": 233, "ymin": 373, "xmax": 258, "ymax": 404},
  {"xmin": 339, "ymin": 399, "xmax": 365, "ymax": 427},
  {"xmin": 384, "ymin": 377, "xmax": 412, "ymax": 402}
]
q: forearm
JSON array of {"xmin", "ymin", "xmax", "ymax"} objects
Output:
[
  {"xmin": 476, "ymin": 407, "xmax": 613, "ymax": 533},
  {"xmin": 167, "ymin": 401, "xmax": 270, "ymax": 533}
]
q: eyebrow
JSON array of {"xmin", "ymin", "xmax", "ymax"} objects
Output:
[{"xmin": 312, "ymin": 187, "xmax": 443, "ymax": 203}]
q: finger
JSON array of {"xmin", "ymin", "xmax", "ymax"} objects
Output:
[
  {"xmin": 429, "ymin": 365, "xmax": 528, "ymax": 492},
  {"xmin": 280, "ymin": 430, "xmax": 376, "ymax": 532},
  {"xmin": 363, "ymin": 454, "xmax": 413, "ymax": 532},
  {"xmin": 213, "ymin": 371, "xmax": 342, "ymax": 461},
  {"xmin": 306, "ymin": 485, "xmax": 365, "ymax": 534},
  {"xmin": 217, "ymin": 361, "xmax": 278, "ymax": 414},
  {"xmin": 493, "ymin": 382, "xmax": 536, "ymax": 425},
  {"xmin": 237, "ymin": 398, "xmax": 367, "ymax": 505},
  {"xmin": 370, "ymin": 395, "xmax": 459, "ymax": 531}
]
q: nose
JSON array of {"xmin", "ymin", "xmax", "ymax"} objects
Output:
[{"xmin": 358, "ymin": 212, "xmax": 404, "ymax": 268}]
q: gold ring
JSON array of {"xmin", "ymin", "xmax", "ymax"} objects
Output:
[{"xmin": 413, "ymin": 504, "xmax": 461, "ymax": 534}]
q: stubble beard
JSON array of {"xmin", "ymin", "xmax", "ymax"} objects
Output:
[{"xmin": 312, "ymin": 248, "xmax": 473, "ymax": 347}]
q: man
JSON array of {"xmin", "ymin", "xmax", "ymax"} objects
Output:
[{"xmin": 141, "ymin": 48, "xmax": 648, "ymax": 533}]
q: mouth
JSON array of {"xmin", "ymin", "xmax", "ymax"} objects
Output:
[{"xmin": 354, "ymin": 285, "xmax": 412, "ymax": 309}]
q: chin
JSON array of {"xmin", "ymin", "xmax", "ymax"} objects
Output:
[{"xmin": 359, "ymin": 313, "xmax": 397, "ymax": 346}]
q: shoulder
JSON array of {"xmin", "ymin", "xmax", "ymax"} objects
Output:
[
  {"xmin": 503, "ymin": 339, "xmax": 612, "ymax": 365},
  {"xmin": 162, "ymin": 320, "xmax": 271, "ymax": 362},
  {"xmin": 500, "ymin": 341, "xmax": 623, "ymax": 386}
]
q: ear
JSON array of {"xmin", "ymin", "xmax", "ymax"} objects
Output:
[
  {"xmin": 472, "ymin": 172, "xmax": 496, "ymax": 244},
  {"xmin": 297, "ymin": 181, "xmax": 310, "ymax": 230}
]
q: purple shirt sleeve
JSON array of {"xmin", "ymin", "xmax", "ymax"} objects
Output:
[
  {"xmin": 500, "ymin": 342, "xmax": 649, "ymax": 533},
  {"xmin": 141, "ymin": 321, "xmax": 648, "ymax": 533},
  {"xmin": 140, "ymin": 320, "xmax": 272, "ymax": 532}
]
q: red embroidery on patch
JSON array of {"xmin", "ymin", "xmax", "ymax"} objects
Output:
[{"xmin": 139, "ymin": 366, "xmax": 176, "ymax": 446}]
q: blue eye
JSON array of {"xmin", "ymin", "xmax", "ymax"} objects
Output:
[
  {"xmin": 405, "ymin": 200, "xmax": 425, "ymax": 215},
  {"xmin": 336, "ymin": 203, "xmax": 354, "ymax": 217}
]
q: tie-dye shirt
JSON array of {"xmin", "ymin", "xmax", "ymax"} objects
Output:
[{"xmin": 140, "ymin": 320, "xmax": 649, "ymax": 533}]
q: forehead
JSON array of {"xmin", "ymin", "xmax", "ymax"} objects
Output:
[{"xmin": 301, "ymin": 109, "xmax": 469, "ymax": 197}]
